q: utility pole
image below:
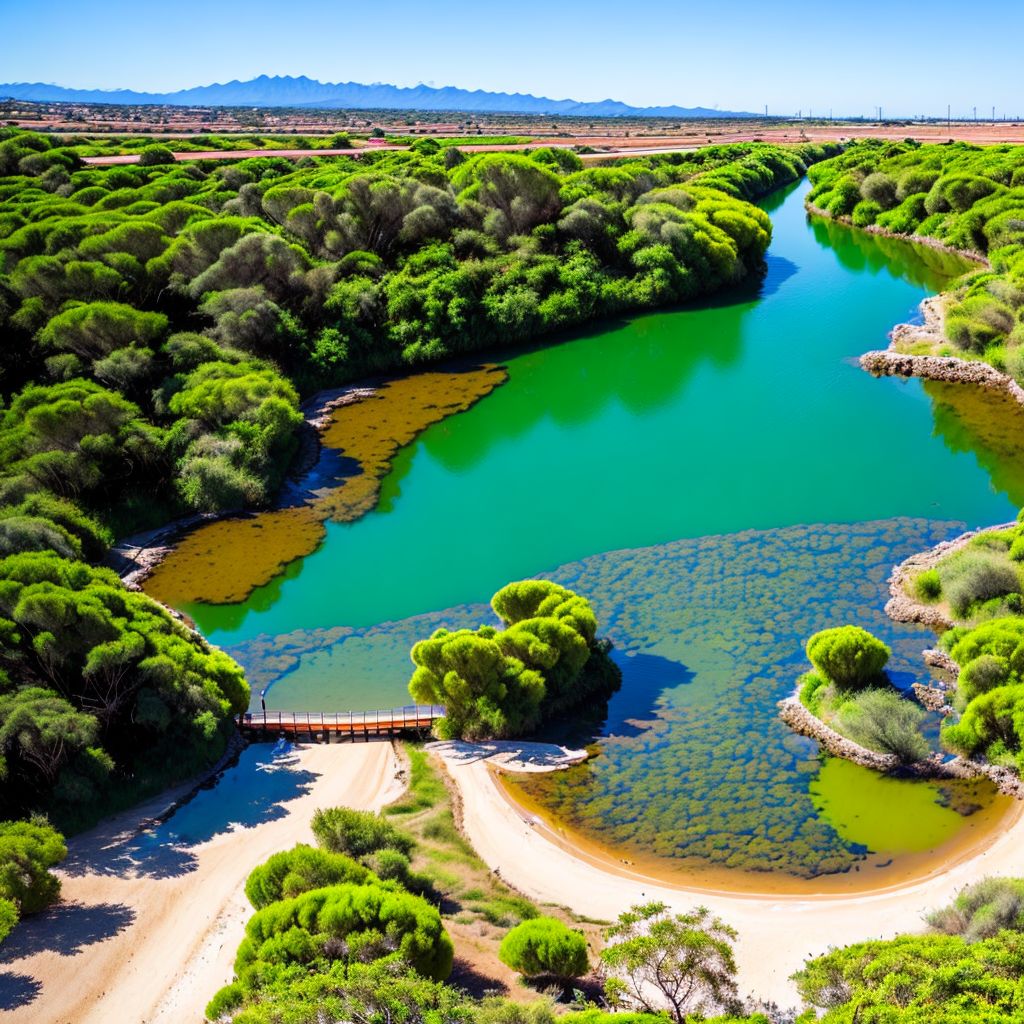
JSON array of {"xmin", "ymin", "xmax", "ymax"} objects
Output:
[
  {"xmin": 764, "ymin": 104, "xmax": 768, "ymax": 118},
  {"xmin": 947, "ymin": 104, "xmax": 951, "ymax": 131},
  {"xmin": 973, "ymin": 105, "xmax": 977, "ymax": 121}
]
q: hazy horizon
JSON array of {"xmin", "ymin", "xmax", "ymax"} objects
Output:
[{"xmin": 5, "ymin": 0, "xmax": 1024, "ymax": 120}]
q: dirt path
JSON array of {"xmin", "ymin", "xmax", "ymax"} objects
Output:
[
  {"xmin": 449, "ymin": 759, "xmax": 1024, "ymax": 1008},
  {"xmin": 0, "ymin": 740, "xmax": 402, "ymax": 1023}
]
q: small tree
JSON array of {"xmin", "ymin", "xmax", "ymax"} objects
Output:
[
  {"xmin": 601, "ymin": 902, "xmax": 738, "ymax": 1022},
  {"xmin": 499, "ymin": 917, "xmax": 589, "ymax": 982},
  {"xmin": 806, "ymin": 626, "xmax": 890, "ymax": 691},
  {"xmin": 837, "ymin": 689, "xmax": 929, "ymax": 763},
  {"xmin": 0, "ymin": 817, "xmax": 68, "ymax": 940}
]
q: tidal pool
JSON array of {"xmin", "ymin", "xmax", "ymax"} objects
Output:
[{"xmin": 174, "ymin": 180, "xmax": 1024, "ymax": 883}]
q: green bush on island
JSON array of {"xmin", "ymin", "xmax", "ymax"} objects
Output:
[
  {"xmin": 409, "ymin": 580, "xmax": 619, "ymax": 740},
  {"xmin": 806, "ymin": 625, "xmax": 891, "ymax": 691},
  {"xmin": 498, "ymin": 916, "xmax": 589, "ymax": 982},
  {"xmin": 0, "ymin": 817, "xmax": 67, "ymax": 942},
  {"xmin": 940, "ymin": 617, "xmax": 1024, "ymax": 768},
  {"xmin": 808, "ymin": 140, "xmax": 1024, "ymax": 378},
  {"xmin": 836, "ymin": 688, "xmax": 929, "ymax": 763},
  {"xmin": 798, "ymin": 626, "xmax": 929, "ymax": 763},
  {"xmin": 914, "ymin": 567, "xmax": 943, "ymax": 601}
]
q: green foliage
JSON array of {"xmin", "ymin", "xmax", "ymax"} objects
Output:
[
  {"xmin": 0, "ymin": 817, "xmax": 66, "ymax": 941},
  {"xmin": 809, "ymin": 141, "xmax": 1024, "ymax": 372},
  {"xmin": 311, "ymin": 807, "xmax": 415, "ymax": 859},
  {"xmin": 235, "ymin": 881, "xmax": 454, "ymax": 981},
  {"xmin": 498, "ymin": 916, "xmax": 589, "ymax": 980},
  {"xmin": 138, "ymin": 146, "xmax": 176, "ymax": 167},
  {"xmin": 927, "ymin": 876, "xmax": 1024, "ymax": 941},
  {"xmin": 601, "ymin": 902, "xmax": 739, "ymax": 1023},
  {"xmin": 409, "ymin": 579, "xmax": 617, "ymax": 739},
  {"xmin": 0, "ymin": 551, "xmax": 248, "ymax": 821},
  {"xmin": 944, "ymin": 552, "xmax": 1021, "ymax": 617},
  {"xmin": 915, "ymin": 568, "xmax": 943, "ymax": 601},
  {"xmin": 805, "ymin": 625, "xmax": 891, "ymax": 690},
  {"xmin": 793, "ymin": 930, "xmax": 1024, "ymax": 1023},
  {"xmin": 835, "ymin": 688, "xmax": 930, "ymax": 763},
  {"xmin": 244, "ymin": 844, "xmax": 373, "ymax": 909}
]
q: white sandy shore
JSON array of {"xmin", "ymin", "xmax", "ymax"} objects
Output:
[
  {"xmin": 0, "ymin": 740, "xmax": 402, "ymax": 1023},
  {"xmin": 448, "ymin": 757, "xmax": 1024, "ymax": 1008}
]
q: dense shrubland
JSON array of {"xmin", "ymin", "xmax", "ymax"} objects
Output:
[
  {"xmin": 798, "ymin": 625, "xmax": 929, "ymax": 763},
  {"xmin": 210, "ymin": 764, "xmax": 1024, "ymax": 1023},
  {"xmin": 409, "ymin": 580, "xmax": 620, "ymax": 740},
  {"xmin": 0, "ymin": 132, "xmax": 834, "ymax": 934},
  {"xmin": 807, "ymin": 140, "xmax": 1024, "ymax": 375}
]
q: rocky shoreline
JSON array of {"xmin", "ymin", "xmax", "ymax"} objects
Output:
[
  {"xmin": 778, "ymin": 695, "xmax": 1024, "ymax": 798},
  {"xmin": 883, "ymin": 520, "xmax": 1017, "ymax": 630}
]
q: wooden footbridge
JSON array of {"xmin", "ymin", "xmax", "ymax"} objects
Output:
[{"xmin": 237, "ymin": 705, "xmax": 444, "ymax": 742}]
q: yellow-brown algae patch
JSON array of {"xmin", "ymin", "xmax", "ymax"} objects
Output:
[{"xmin": 143, "ymin": 364, "xmax": 507, "ymax": 609}]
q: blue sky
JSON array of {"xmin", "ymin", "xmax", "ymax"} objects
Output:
[{"xmin": 4, "ymin": 0, "xmax": 1024, "ymax": 117}]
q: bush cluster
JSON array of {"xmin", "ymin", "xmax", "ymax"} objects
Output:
[
  {"xmin": 808, "ymin": 139, "xmax": 1024, "ymax": 373},
  {"xmin": 409, "ymin": 579, "xmax": 619, "ymax": 739}
]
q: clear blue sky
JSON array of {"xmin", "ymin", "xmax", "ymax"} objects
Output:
[{"xmin": 4, "ymin": 0, "xmax": 1024, "ymax": 118}]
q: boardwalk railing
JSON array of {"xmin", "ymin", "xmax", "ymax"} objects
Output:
[{"xmin": 237, "ymin": 705, "xmax": 444, "ymax": 742}]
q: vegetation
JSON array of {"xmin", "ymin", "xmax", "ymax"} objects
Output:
[
  {"xmin": 409, "ymin": 580, "xmax": 619, "ymax": 740},
  {"xmin": 243, "ymin": 844, "xmax": 373, "ymax": 909},
  {"xmin": 0, "ymin": 130, "xmax": 834, "ymax": 840},
  {"xmin": 793, "ymin": 930, "xmax": 1024, "ymax": 1023},
  {"xmin": 808, "ymin": 140, "xmax": 1024, "ymax": 376},
  {"xmin": 798, "ymin": 626, "xmax": 929, "ymax": 763},
  {"xmin": 312, "ymin": 806, "xmax": 416, "ymax": 859},
  {"xmin": 927, "ymin": 876, "xmax": 1024, "ymax": 941},
  {"xmin": 0, "ymin": 816, "xmax": 66, "ymax": 942},
  {"xmin": 498, "ymin": 917, "xmax": 589, "ymax": 982},
  {"xmin": 601, "ymin": 902, "xmax": 740, "ymax": 1022}
]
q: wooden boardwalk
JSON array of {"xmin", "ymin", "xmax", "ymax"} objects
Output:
[{"xmin": 237, "ymin": 705, "xmax": 444, "ymax": 742}]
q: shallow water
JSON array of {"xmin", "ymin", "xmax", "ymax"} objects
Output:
[{"xmin": 179, "ymin": 180, "xmax": 1024, "ymax": 881}]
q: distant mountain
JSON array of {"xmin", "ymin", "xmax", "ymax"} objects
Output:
[{"xmin": 0, "ymin": 75, "xmax": 753, "ymax": 119}]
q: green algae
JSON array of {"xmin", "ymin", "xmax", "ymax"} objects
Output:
[{"xmin": 809, "ymin": 757, "xmax": 1000, "ymax": 855}]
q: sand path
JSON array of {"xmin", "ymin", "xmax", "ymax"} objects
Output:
[
  {"xmin": 451, "ymin": 759, "xmax": 1024, "ymax": 1009},
  {"xmin": 0, "ymin": 740, "xmax": 401, "ymax": 1023}
]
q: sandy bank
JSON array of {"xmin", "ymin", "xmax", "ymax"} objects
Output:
[
  {"xmin": 444, "ymin": 754, "xmax": 1024, "ymax": 1007},
  {"xmin": 0, "ymin": 740, "xmax": 402, "ymax": 1024}
]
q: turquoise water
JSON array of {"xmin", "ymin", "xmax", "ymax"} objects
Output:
[
  {"xmin": 191, "ymin": 182, "xmax": 1019, "ymax": 645},
  {"xmin": 185, "ymin": 180, "xmax": 1024, "ymax": 879}
]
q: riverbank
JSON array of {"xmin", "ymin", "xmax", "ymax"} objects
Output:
[
  {"xmin": 0, "ymin": 741, "xmax": 403, "ymax": 1024},
  {"xmin": 445, "ymin": 752, "xmax": 1024, "ymax": 1006},
  {"xmin": 128, "ymin": 364, "xmax": 507, "ymax": 609}
]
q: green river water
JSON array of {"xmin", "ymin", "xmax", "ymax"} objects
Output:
[{"xmin": 186, "ymin": 180, "xmax": 1024, "ymax": 883}]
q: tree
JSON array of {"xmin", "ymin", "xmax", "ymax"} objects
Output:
[
  {"xmin": 805, "ymin": 625, "xmax": 890, "ymax": 691},
  {"xmin": 601, "ymin": 902, "xmax": 739, "ymax": 1023},
  {"xmin": 0, "ymin": 817, "xmax": 67, "ymax": 941},
  {"xmin": 311, "ymin": 807, "xmax": 415, "ymax": 859},
  {"xmin": 498, "ymin": 917, "xmax": 589, "ymax": 981},
  {"xmin": 138, "ymin": 145, "xmax": 175, "ymax": 167}
]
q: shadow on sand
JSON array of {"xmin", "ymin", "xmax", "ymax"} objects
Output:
[
  {"xmin": 0, "ymin": 901, "xmax": 136, "ymax": 962},
  {"xmin": 62, "ymin": 744, "xmax": 317, "ymax": 880}
]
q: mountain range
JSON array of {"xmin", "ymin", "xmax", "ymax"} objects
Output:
[{"xmin": 0, "ymin": 75, "xmax": 753, "ymax": 119}]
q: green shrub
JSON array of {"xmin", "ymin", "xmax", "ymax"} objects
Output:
[
  {"xmin": 311, "ymin": 807, "xmax": 415, "ymax": 859},
  {"xmin": 945, "ymin": 554, "xmax": 1020, "ymax": 617},
  {"xmin": 138, "ymin": 145, "xmax": 175, "ymax": 167},
  {"xmin": 0, "ymin": 818, "xmax": 67, "ymax": 937},
  {"xmin": 244, "ymin": 844, "xmax": 372, "ymax": 909},
  {"xmin": 915, "ymin": 568, "xmax": 942, "ymax": 601},
  {"xmin": 498, "ymin": 917, "xmax": 589, "ymax": 980},
  {"xmin": 835, "ymin": 688, "xmax": 930, "ymax": 763},
  {"xmin": 927, "ymin": 876, "xmax": 1024, "ymax": 940},
  {"xmin": 805, "ymin": 626, "xmax": 890, "ymax": 690}
]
